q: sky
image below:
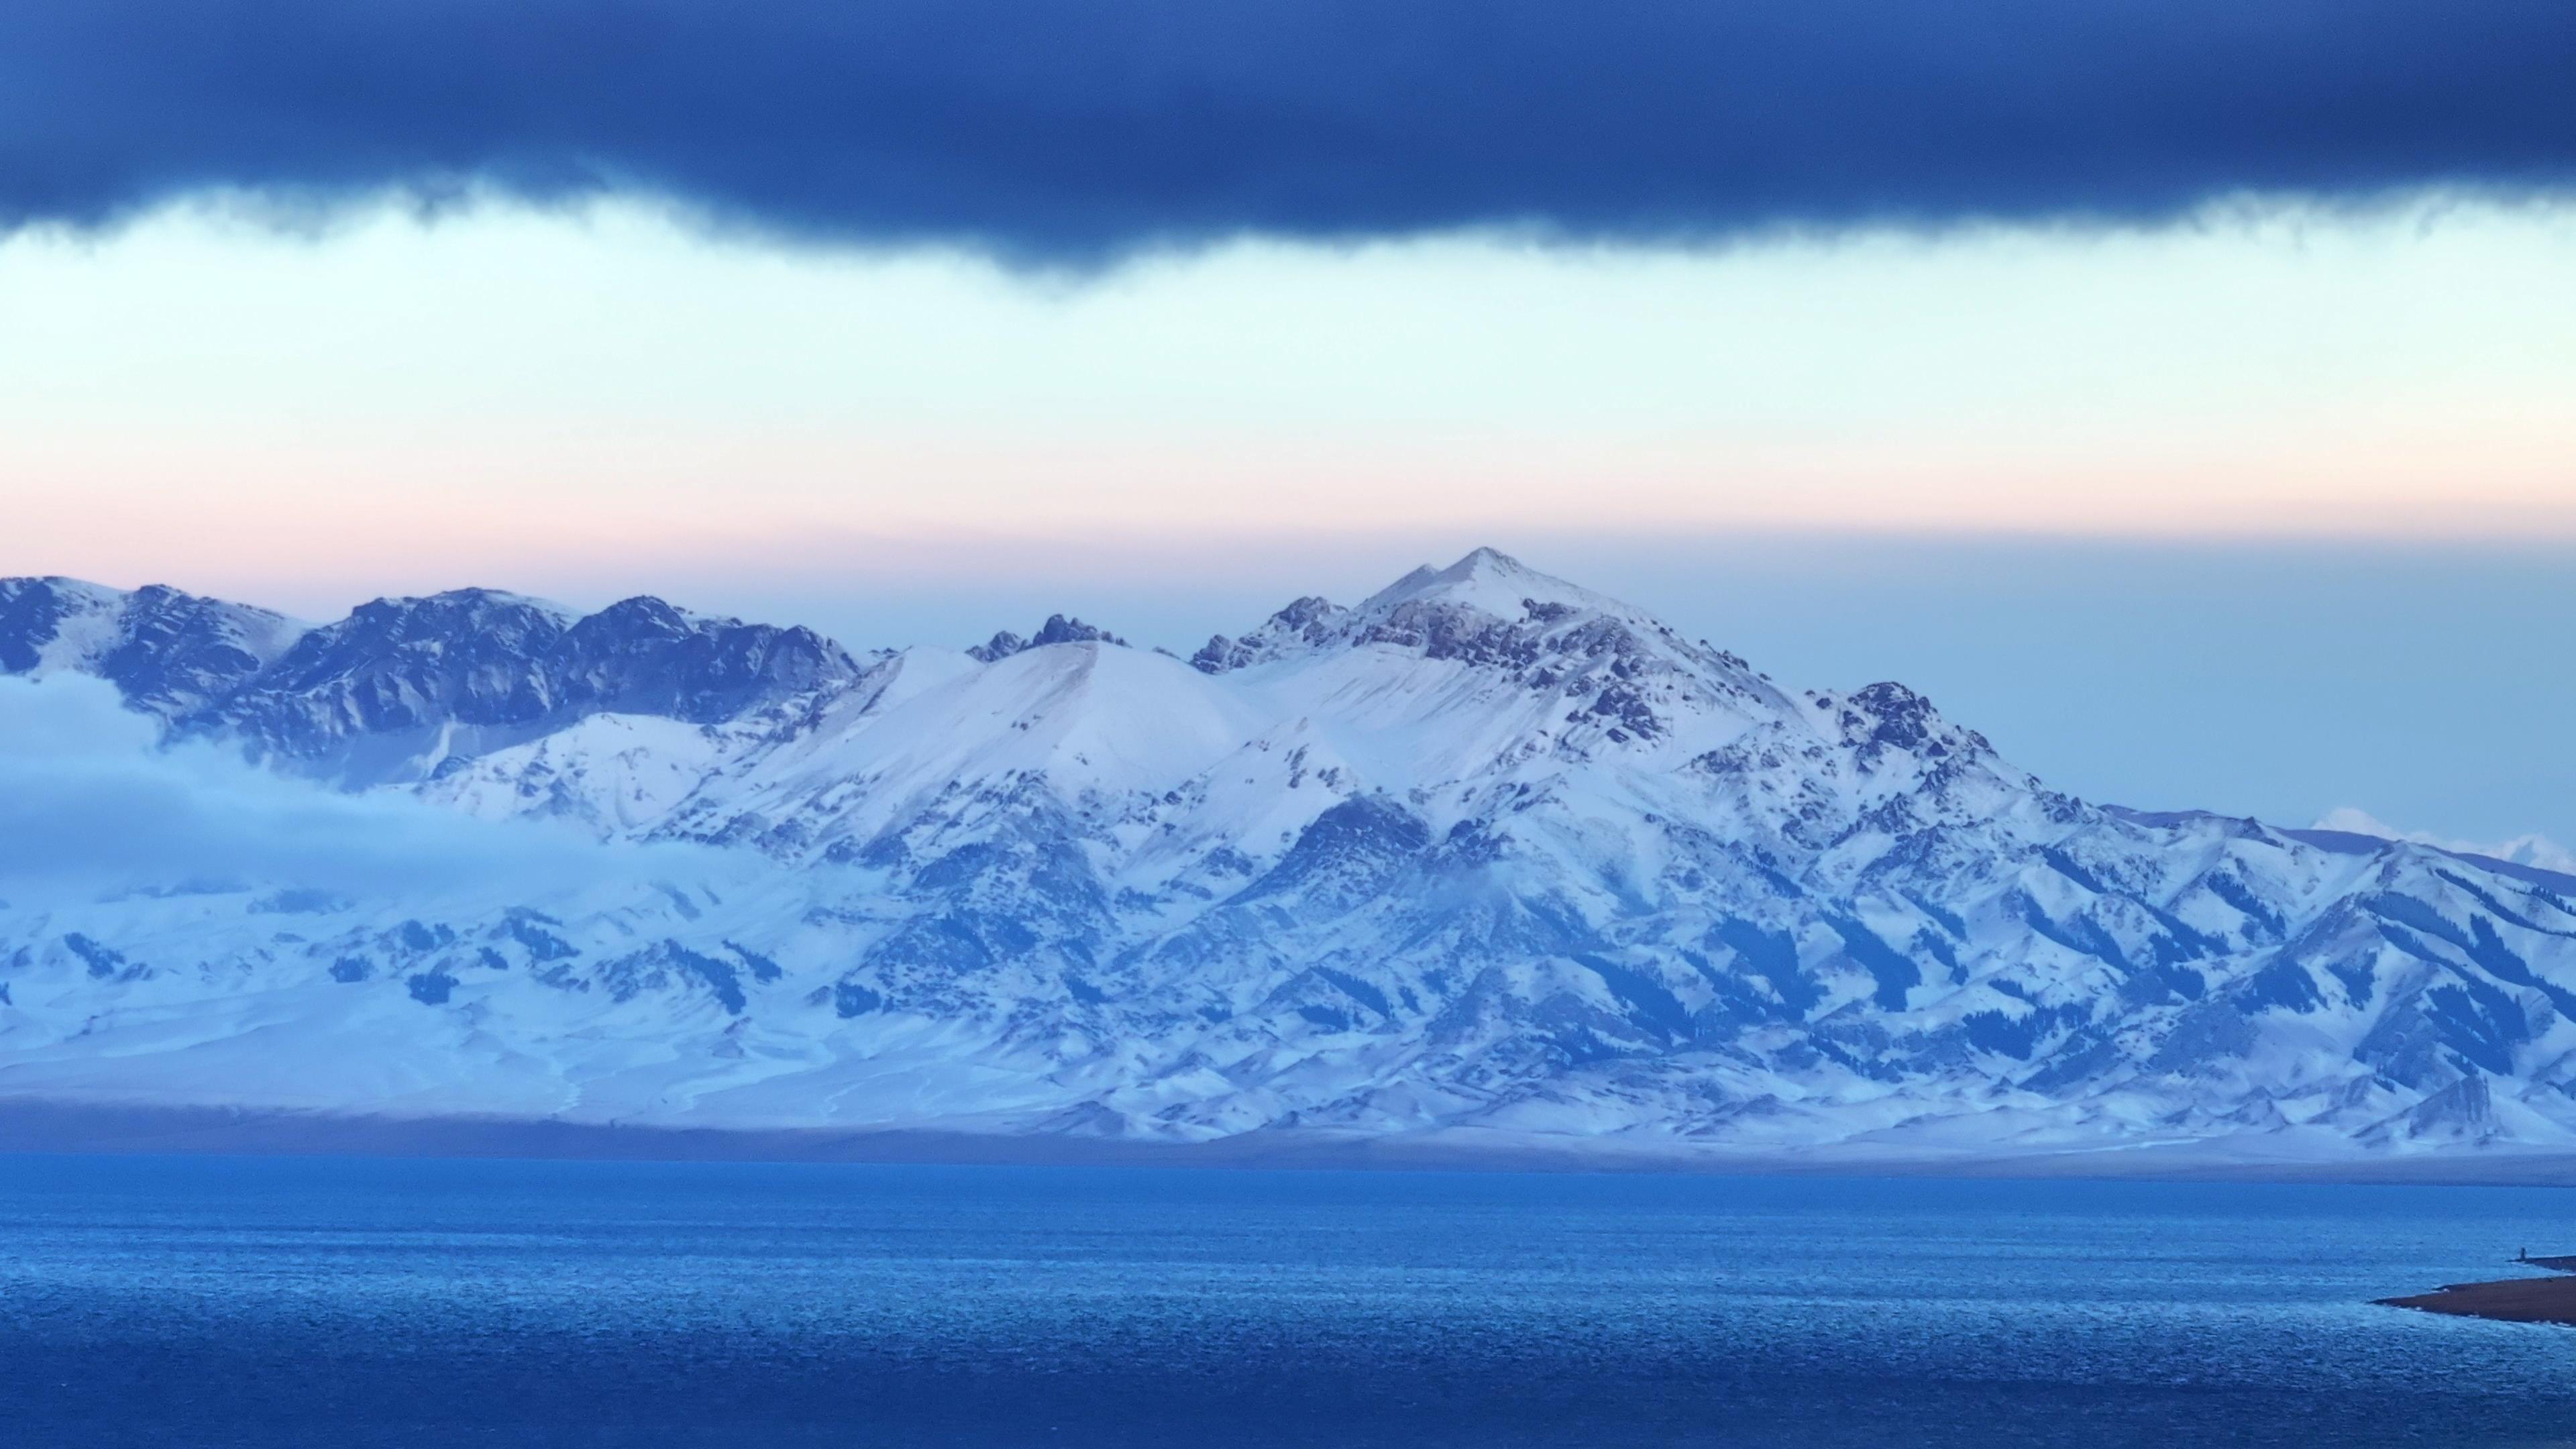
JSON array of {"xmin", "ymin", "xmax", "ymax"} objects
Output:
[{"xmin": 1, "ymin": 0, "xmax": 2571, "ymax": 853}]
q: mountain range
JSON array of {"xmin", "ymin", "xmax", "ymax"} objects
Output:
[{"xmin": 5, "ymin": 549, "xmax": 2575, "ymax": 1170}]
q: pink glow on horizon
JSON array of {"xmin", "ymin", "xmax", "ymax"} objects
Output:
[
  {"xmin": 9, "ymin": 197, "xmax": 2574, "ymax": 608},
  {"xmin": 12, "ymin": 419, "xmax": 2576, "ymax": 610}
]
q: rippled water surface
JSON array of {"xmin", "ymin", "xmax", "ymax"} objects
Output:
[{"xmin": 3, "ymin": 1154, "xmax": 2573, "ymax": 1446}]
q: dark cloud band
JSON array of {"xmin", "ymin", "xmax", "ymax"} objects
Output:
[{"xmin": 5, "ymin": 0, "xmax": 2572, "ymax": 259}]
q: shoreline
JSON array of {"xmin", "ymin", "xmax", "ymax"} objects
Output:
[
  {"xmin": 11, "ymin": 1099, "xmax": 2576, "ymax": 1185},
  {"xmin": 2379, "ymin": 1271, "xmax": 2576, "ymax": 1326}
]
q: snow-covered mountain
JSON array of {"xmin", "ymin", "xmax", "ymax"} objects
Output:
[{"xmin": 5, "ymin": 551, "xmax": 2575, "ymax": 1168}]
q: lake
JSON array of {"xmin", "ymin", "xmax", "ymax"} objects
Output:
[{"xmin": 1, "ymin": 1153, "xmax": 2571, "ymax": 1446}]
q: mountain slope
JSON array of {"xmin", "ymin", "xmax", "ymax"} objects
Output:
[{"xmin": 5, "ymin": 553, "xmax": 2575, "ymax": 1167}]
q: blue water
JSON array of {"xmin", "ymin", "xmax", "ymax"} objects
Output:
[{"xmin": 3, "ymin": 1156, "xmax": 2573, "ymax": 1446}]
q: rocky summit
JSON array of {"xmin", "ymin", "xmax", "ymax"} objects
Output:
[{"xmin": 3, "ymin": 551, "xmax": 2573, "ymax": 1167}]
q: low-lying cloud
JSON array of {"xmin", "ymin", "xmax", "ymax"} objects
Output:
[
  {"xmin": 0, "ymin": 674, "xmax": 721, "ymax": 905},
  {"xmin": 2313, "ymin": 808, "xmax": 2576, "ymax": 879},
  {"xmin": 3, "ymin": 0, "xmax": 2571, "ymax": 261}
]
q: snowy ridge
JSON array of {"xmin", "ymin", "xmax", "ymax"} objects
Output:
[{"xmin": 5, "ymin": 553, "xmax": 2576, "ymax": 1167}]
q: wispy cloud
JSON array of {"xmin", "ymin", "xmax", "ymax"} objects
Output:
[
  {"xmin": 3, "ymin": 0, "xmax": 2571, "ymax": 260},
  {"xmin": 2313, "ymin": 807, "xmax": 2576, "ymax": 877},
  {"xmin": 0, "ymin": 674, "xmax": 720, "ymax": 904}
]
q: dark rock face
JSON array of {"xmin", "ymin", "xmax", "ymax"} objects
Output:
[
  {"xmin": 3, "ymin": 576, "xmax": 865, "ymax": 780},
  {"xmin": 554, "ymin": 598, "xmax": 856, "ymax": 723},
  {"xmin": 0, "ymin": 578, "xmax": 299, "ymax": 714},
  {"xmin": 967, "ymin": 631, "xmax": 1026, "ymax": 663},
  {"xmin": 969, "ymin": 615, "xmax": 1127, "ymax": 663},
  {"xmin": 97, "ymin": 586, "xmax": 295, "ymax": 716},
  {"xmin": 1846, "ymin": 682, "xmax": 1937, "ymax": 751},
  {"xmin": 0, "ymin": 578, "xmax": 89, "ymax": 673},
  {"xmin": 1364, "ymin": 598, "xmax": 1547, "ymax": 671},
  {"xmin": 1192, "ymin": 596, "xmax": 1350, "ymax": 673},
  {"xmin": 1235, "ymin": 796, "xmax": 1432, "ymax": 912},
  {"xmin": 207, "ymin": 590, "xmax": 578, "ymax": 748}
]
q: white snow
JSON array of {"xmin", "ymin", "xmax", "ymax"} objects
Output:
[{"xmin": 6, "ymin": 551, "xmax": 2576, "ymax": 1169}]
